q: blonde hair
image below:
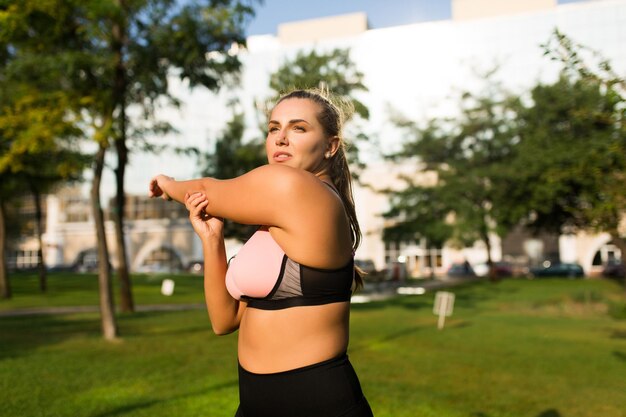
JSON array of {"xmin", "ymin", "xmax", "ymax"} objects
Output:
[{"xmin": 275, "ymin": 88, "xmax": 364, "ymax": 289}]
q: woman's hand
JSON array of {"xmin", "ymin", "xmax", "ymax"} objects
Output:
[
  {"xmin": 149, "ymin": 174, "xmax": 174, "ymax": 200},
  {"xmin": 185, "ymin": 192, "xmax": 224, "ymax": 242}
]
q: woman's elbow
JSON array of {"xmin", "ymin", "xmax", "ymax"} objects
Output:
[{"xmin": 211, "ymin": 323, "xmax": 239, "ymax": 336}]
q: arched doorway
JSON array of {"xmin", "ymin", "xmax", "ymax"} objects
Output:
[
  {"xmin": 589, "ymin": 240, "xmax": 622, "ymax": 277},
  {"xmin": 73, "ymin": 248, "xmax": 99, "ymax": 272}
]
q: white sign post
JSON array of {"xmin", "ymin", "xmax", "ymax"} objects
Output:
[
  {"xmin": 433, "ymin": 291, "xmax": 455, "ymax": 330},
  {"xmin": 161, "ymin": 279, "xmax": 175, "ymax": 296}
]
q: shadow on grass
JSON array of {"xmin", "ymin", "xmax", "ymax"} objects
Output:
[
  {"xmin": 473, "ymin": 409, "xmax": 562, "ymax": 417},
  {"xmin": 91, "ymin": 379, "xmax": 238, "ymax": 417},
  {"xmin": 613, "ymin": 351, "xmax": 626, "ymax": 363},
  {"xmin": 610, "ymin": 329, "xmax": 626, "ymax": 339},
  {"xmin": 0, "ymin": 309, "xmax": 209, "ymax": 360},
  {"xmin": 536, "ymin": 410, "xmax": 563, "ymax": 417},
  {"xmin": 117, "ymin": 310, "xmax": 210, "ymax": 338},
  {"xmin": 0, "ymin": 313, "xmax": 101, "ymax": 360},
  {"xmin": 452, "ymin": 280, "xmax": 521, "ymax": 310},
  {"xmin": 350, "ymin": 324, "xmax": 429, "ymax": 353}
]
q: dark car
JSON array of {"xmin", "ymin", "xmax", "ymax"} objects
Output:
[
  {"xmin": 473, "ymin": 261, "xmax": 514, "ymax": 278},
  {"xmin": 602, "ymin": 262, "xmax": 625, "ymax": 279},
  {"xmin": 187, "ymin": 260, "xmax": 204, "ymax": 274},
  {"xmin": 530, "ymin": 262, "xmax": 584, "ymax": 278},
  {"xmin": 354, "ymin": 259, "xmax": 377, "ymax": 275},
  {"xmin": 446, "ymin": 262, "xmax": 476, "ymax": 278}
]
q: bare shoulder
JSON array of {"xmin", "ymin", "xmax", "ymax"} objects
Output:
[{"xmin": 246, "ymin": 165, "xmax": 340, "ymax": 205}]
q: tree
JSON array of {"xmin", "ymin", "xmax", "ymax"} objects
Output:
[
  {"xmin": 201, "ymin": 106, "xmax": 266, "ymax": 240},
  {"xmin": 104, "ymin": 0, "xmax": 258, "ymax": 313},
  {"xmin": 267, "ymin": 49, "xmax": 369, "ymax": 119},
  {"xmin": 0, "ymin": 91, "xmax": 87, "ymax": 293},
  {"xmin": 384, "ymin": 76, "xmax": 519, "ymax": 278},
  {"xmin": 0, "ymin": 181, "xmax": 16, "ymax": 299},
  {"xmin": 1, "ymin": 8, "xmax": 87, "ymax": 296},
  {"xmin": 503, "ymin": 30, "xmax": 626, "ymax": 268},
  {"xmin": 0, "ymin": 1, "xmax": 120, "ymax": 334},
  {"xmin": 1, "ymin": 0, "xmax": 257, "ymax": 336}
]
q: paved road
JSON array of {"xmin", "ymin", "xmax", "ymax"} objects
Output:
[
  {"xmin": 355, "ymin": 277, "xmax": 476, "ymax": 303},
  {"xmin": 0, "ymin": 277, "xmax": 477, "ymax": 318}
]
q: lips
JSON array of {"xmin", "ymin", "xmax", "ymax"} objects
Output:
[{"xmin": 273, "ymin": 151, "xmax": 292, "ymax": 162}]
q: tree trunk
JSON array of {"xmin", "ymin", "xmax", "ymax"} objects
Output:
[
  {"xmin": 481, "ymin": 227, "xmax": 496, "ymax": 282},
  {"xmin": 91, "ymin": 144, "xmax": 118, "ymax": 340},
  {"xmin": 114, "ymin": 139, "xmax": 133, "ymax": 312},
  {"xmin": 111, "ymin": 2, "xmax": 134, "ymax": 313},
  {"xmin": 609, "ymin": 231, "xmax": 626, "ymax": 294},
  {"xmin": 0, "ymin": 199, "xmax": 11, "ymax": 299},
  {"xmin": 31, "ymin": 186, "xmax": 47, "ymax": 293}
]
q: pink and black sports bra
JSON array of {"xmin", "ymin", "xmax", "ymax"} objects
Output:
[{"xmin": 225, "ymin": 228, "xmax": 354, "ymax": 310}]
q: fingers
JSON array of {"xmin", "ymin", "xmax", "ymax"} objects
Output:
[
  {"xmin": 185, "ymin": 192, "xmax": 202, "ymax": 209},
  {"xmin": 185, "ymin": 192, "xmax": 208, "ymax": 214},
  {"xmin": 148, "ymin": 174, "xmax": 174, "ymax": 198},
  {"xmin": 148, "ymin": 177, "xmax": 162, "ymax": 198}
]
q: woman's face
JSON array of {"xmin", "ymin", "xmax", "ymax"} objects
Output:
[{"xmin": 266, "ymin": 98, "xmax": 334, "ymax": 173}]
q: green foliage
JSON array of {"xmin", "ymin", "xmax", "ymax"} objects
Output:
[
  {"xmin": 385, "ymin": 31, "xmax": 626, "ymax": 262},
  {"xmin": 1, "ymin": 0, "xmax": 259, "ymax": 161},
  {"xmin": 268, "ymin": 48, "xmax": 369, "ymax": 120},
  {"xmin": 501, "ymin": 73, "xmax": 624, "ymax": 235},
  {"xmin": 202, "ymin": 112, "xmax": 265, "ymax": 180},
  {"xmin": 509, "ymin": 29, "xmax": 626, "ymax": 240},
  {"xmin": 383, "ymin": 184, "xmax": 453, "ymax": 247},
  {"xmin": 384, "ymin": 76, "xmax": 519, "ymax": 252},
  {"xmin": 201, "ymin": 110, "xmax": 265, "ymax": 240},
  {"xmin": 0, "ymin": 90, "xmax": 87, "ymax": 179}
]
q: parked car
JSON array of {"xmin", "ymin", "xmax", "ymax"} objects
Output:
[
  {"xmin": 529, "ymin": 262, "xmax": 584, "ymax": 278},
  {"xmin": 354, "ymin": 259, "xmax": 377, "ymax": 275},
  {"xmin": 473, "ymin": 261, "xmax": 514, "ymax": 278},
  {"xmin": 602, "ymin": 261, "xmax": 625, "ymax": 279},
  {"xmin": 381, "ymin": 261, "xmax": 408, "ymax": 281},
  {"xmin": 446, "ymin": 262, "xmax": 476, "ymax": 278},
  {"xmin": 187, "ymin": 260, "xmax": 204, "ymax": 274}
]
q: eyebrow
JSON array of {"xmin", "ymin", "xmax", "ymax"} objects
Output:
[{"xmin": 268, "ymin": 119, "xmax": 312, "ymax": 126}]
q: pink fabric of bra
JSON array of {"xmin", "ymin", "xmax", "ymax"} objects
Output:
[{"xmin": 225, "ymin": 229, "xmax": 284, "ymax": 300}]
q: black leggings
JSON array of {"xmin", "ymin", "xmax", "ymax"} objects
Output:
[{"xmin": 235, "ymin": 353, "xmax": 373, "ymax": 417}]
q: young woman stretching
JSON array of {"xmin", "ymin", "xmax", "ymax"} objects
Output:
[{"xmin": 149, "ymin": 89, "xmax": 374, "ymax": 417}]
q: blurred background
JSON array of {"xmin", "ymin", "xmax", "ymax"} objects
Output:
[
  {"xmin": 1, "ymin": 0, "xmax": 625, "ymax": 295},
  {"xmin": 2, "ymin": 2, "xmax": 626, "ymax": 416}
]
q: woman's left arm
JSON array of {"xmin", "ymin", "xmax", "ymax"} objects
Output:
[{"xmin": 149, "ymin": 165, "xmax": 332, "ymax": 229}]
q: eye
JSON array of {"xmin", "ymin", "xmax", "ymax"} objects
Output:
[
  {"xmin": 293, "ymin": 125, "xmax": 305, "ymax": 132},
  {"xmin": 268, "ymin": 126, "xmax": 279, "ymax": 133}
]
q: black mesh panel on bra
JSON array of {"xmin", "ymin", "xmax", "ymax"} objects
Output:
[
  {"xmin": 244, "ymin": 258, "xmax": 354, "ymax": 310},
  {"xmin": 271, "ymin": 258, "xmax": 303, "ymax": 299}
]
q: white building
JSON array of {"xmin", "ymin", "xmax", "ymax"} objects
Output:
[{"xmin": 13, "ymin": 0, "xmax": 626, "ymax": 277}]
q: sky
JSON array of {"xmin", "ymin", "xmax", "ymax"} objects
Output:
[{"xmin": 245, "ymin": 0, "xmax": 593, "ymax": 36}]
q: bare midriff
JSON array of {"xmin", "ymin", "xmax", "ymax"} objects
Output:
[{"xmin": 238, "ymin": 301, "xmax": 350, "ymax": 374}]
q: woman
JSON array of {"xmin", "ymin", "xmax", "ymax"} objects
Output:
[{"xmin": 149, "ymin": 89, "xmax": 374, "ymax": 417}]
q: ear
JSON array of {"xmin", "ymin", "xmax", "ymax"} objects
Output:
[{"xmin": 327, "ymin": 136, "xmax": 340, "ymax": 157}]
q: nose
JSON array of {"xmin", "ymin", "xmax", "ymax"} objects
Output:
[{"xmin": 275, "ymin": 129, "xmax": 288, "ymax": 145}]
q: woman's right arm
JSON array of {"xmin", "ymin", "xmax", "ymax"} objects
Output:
[{"xmin": 186, "ymin": 192, "xmax": 246, "ymax": 335}]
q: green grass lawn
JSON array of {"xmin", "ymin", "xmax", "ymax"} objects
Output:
[
  {"xmin": 1, "ymin": 275, "xmax": 626, "ymax": 417},
  {"xmin": 0, "ymin": 271, "xmax": 206, "ymax": 310}
]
